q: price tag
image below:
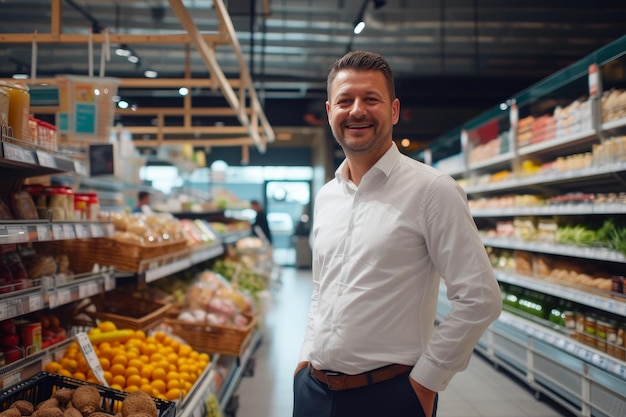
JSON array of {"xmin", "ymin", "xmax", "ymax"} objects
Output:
[
  {"xmin": 36, "ymin": 225, "xmax": 50, "ymax": 241},
  {"xmin": 47, "ymin": 292, "xmax": 58, "ymax": 309},
  {"xmin": 104, "ymin": 272, "xmax": 115, "ymax": 291},
  {"xmin": 90, "ymin": 224, "xmax": 103, "ymax": 238},
  {"xmin": 2, "ymin": 372, "xmax": 21, "ymax": 389},
  {"xmin": 36, "ymin": 150, "xmax": 58, "ymax": 169},
  {"xmin": 29, "ymin": 294, "xmax": 43, "ymax": 312},
  {"xmin": 51, "ymin": 224, "xmax": 63, "ymax": 240},
  {"xmin": 63, "ymin": 224, "xmax": 76, "ymax": 240},
  {"xmin": 588, "ymin": 64, "xmax": 599, "ymax": 97},
  {"xmin": 74, "ymin": 160, "xmax": 88, "ymax": 176},
  {"xmin": 74, "ymin": 224, "xmax": 89, "ymax": 239},
  {"xmin": 76, "ymin": 332, "xmax": 108, "ymax": 386},
  {"xmin": 3, "ymin": 143, "xmax": 36, "ymax": 164},
  {"xmin": 56, "ymin": 288, "xmax": 72, "ymax": 306},
  {"xmin": 78, "ymin": 282, "xmax": 99, "ymax": 299},
  {"xmin": 104, "ymin": 223, "xmax": 115, "ymax": 236}
]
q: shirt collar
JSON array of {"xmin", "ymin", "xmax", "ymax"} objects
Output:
[{"xmin": 334, "ymin": 142, "xmax": 400, "ymax": 184}]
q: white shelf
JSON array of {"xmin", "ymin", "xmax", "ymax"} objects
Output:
[
  {"xmin": 472, "ymin": 202, "xmax": 626, "ymax": 217},
  {"xmin": 468, "ymin": 151, "xmax": 515, "ymax": 170},
  {"xmin": 493, "ymin": 270, "xmax": 626, "ymax": 316},
  {"xmin": 0, "ymin": 221, "xmax": 115, "ymax": 245},
  {"xmin": 482, "ymin": 236, "xmax": 626, "ymax": 263},
  {"xmin": 601, "ymin": 115, "xmax": 626, "ymax": 131},
  {"xmin": 517, "ymin": 128, "xmax": 597, "ymax": 156}
]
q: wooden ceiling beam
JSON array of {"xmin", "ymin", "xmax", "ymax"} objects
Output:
[{"xmin": 132, "ymin": 138, "xmax": 256, "ymax": 147}]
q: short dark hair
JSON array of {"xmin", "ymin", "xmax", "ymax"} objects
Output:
[
  {"xmin": 327, "ymin": 50, "xmax": 396, "ymax": 100},
  {"xmin": 138, "ymin": 191, "xmax": 150, "ymax": 201}
]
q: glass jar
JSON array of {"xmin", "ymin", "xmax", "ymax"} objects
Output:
[
  {"xmin": 0, "ymin": 82, "xmax": 30, "ymax": 141},
  {"xmin": 44, "ymin": 186, "xmax": 66, "ymax": 221},
  {"xmin": 86, "ymin": 192, "xmax": 100, "ymax": 220},
  {"xmin": 74, "ymin": 193, "xmax": 89, "ymax": 221}
]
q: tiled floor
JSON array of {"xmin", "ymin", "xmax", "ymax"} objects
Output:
[{"xmin": 235, "ymin": 267, "xmax": 573, "ymax": 417}]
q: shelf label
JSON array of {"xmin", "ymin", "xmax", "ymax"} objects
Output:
[
  {"xmin": 3, "ymin": 143, "xmax": 36, "ymax": 165},
  {"xmin": 76, "ymin": 332, "xmax": 108, "ymax": 386},
  {"xmin": 74, "ymin": 224, "xmax": 89, "ymax": 239},
  {"xmin": 63, "ymin": 224, "xmax": 76, "ymax": 240},
  {"xmin": 36, "ymin": 225, "xmax": 50, "ymax": 241},
  {"xmin": 2, "ymin": 372, "xmax": 21, "ymax": 390},
  {"xmin": 90, "ymin": 224, "xmax": 104, "ymax": 238},
  {"xmin": 51, "ymin": 224, "xmax": 63, "ymax": 240},
  {"xmin": 0, "ymin": 299, "xmax": 19, "ymax": 321},
  {"xmin": 104, "ymin": 272, "xmax": 115, "ymax": 291},
  {"xmin": 78, "ymin": 282, "xmax": 99, "ymax": 299},
  {"xmin": 56, "ymin": 288, "xmax": 72, "ymax": 306},
  {"xmin": 29, "ymin": 294, "xmax": 43, "ymax": 312},
  {"xmin": 36, "ymin": 150, "xmax": 57, "ymax": 169},
  {"xmin": 74, "ymin": 160, "xmax": 88, "ymax": 176},
  {"xmin": 588, "ymin": 64, "xmax": 599, "ymax": 97}
]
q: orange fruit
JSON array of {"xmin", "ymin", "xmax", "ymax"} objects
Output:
[
  {"xmin": 98, "ymin": 320, "xmax": 117, "ymax": 332},
  {"xmin": 139, "ymin": 384, "xmax": 154, "ymax": 396},
  {"xmin": 58, "ymin": 369, "xmax": 72, "ymax": 377},
  {"xmin": 166, "ymin": 379, "xmax": 181, "ymax": 391},
  {"xmin": 140, "ymin": 365, "xmax": 154, "ymax": 379},
  {"xmin": 98, "ymin": 346, "xmax": 114, "ymax": 360},
  {"xmin": 178, "ymin": 344, "xmax": 192, "ymax": 357},
  {"xmin": 72, "ymin": 371, "xmax": 87, "ymax": 381},
  {"xmin": 110, "ymin": 383, "xmax": 123, "ymax": 391},
  {"xmin": 44, "ymin": 361, "xmax": 62, "ymax": 373},
  {"xmin": 128, "ymin": 359, "xmax": 144, "ymax": 369},
  {"xmin": 112, "ymin": 374, "xmax": 126, "ymax": 387},
  {"xmin": 103, "ymin": 371, "xmax": 113, "ymax": 384},
  {"xmin": 125, "ymin": 367, "xmax": 140, "ymax": 379},
  {"xmin": 165, "ymin": 388, "xmax": 182, "ymax": 401},
  {"xmin": 150, "ymin": 379, "xmax": 166, "ymax": 394},
  {"xmin": 110, "ymin": 363, "xmax": 126, "ymax": 377},
  {"xmin": 133, "ymin": 329, "xmax": 147, "ymax": 340},
  {"xmin": 61, "ymin": 358, "xmax": 78, "ymax": 373},
  {"xmin": 151, "ymin": 367, "xmax": 167, "ymax": 381},
  {"xmin": 126, "ymin": 374, "xmax": 142, "ymax": 387},
  {"xmin": 141, "ymin": 343, "xmax": 157, "ymax": 357},
  {"xmin": 125, "ymin": 385, "xmax": 139, "ymax": 393},
  {"xmin": 153, "ymin": 331, "xmax": 166, "ymax": 342},
  {"xmin": 149, "ymin": 352, "xmax": 164, "ymax": 363},
  {"xmin": 99, "ymin": 357, "xmax": 111, "ymax": 371},
  {"xmin": 111, "ymin": 354, "xmax": 128, "ymax": 367}
]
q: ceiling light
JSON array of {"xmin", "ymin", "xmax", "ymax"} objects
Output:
[
  {"xmin": 178, "ymin": 87, "xmax": 189, "ymax": 96},
  {"xmin": 144, "ymin": 70, "xmax": 158, "ymax": 78},
  {"xmin": 115, "ymin": 44, "xmax": 131, "ymax": 57},
  {"xmin": 401, "ymin": 138, "xmax": 411, "ymax": 147},
  {"xmin": 128, "ymin": 55, "xmax": 139, "ymax": 64},
  {"xmin": 117, "ymin": 100, "xmax": 129, "ymax": 109},
  {"xmin": 353, "ymin": 21, "xmax": 365, "ymax": 34},
  {"xmin": 12, "ymin": 73, "xmax": 28, "ymax": 80}
]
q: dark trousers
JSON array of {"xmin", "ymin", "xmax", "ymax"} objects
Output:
[{"xmin": 293, "ymin": 367, "xmax": 438, "ymax": 417}]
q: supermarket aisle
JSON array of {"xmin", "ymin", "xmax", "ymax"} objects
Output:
[{"xmin": 235, "ymin": 268, "xmax": 572, "ymax": 417}]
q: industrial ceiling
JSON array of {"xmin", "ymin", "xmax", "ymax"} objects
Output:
[{"xmin": 1, "ymin": 0, "xmax": 625, "ymax": 158}]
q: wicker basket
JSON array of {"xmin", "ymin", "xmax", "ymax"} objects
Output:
[
  {"xmin": 44, "ymin": 237, "xmax": 189, "ymax": 273},
  {"xmin": 85, "ymin": 294, "xmax": 172, "ymax": 332},
  {"xmin": 0, "ymin": 372, "xmax": 176, "ymax": 416},
  {"xmin": 163, "ymin": 310, "xmax": 256, "ymax": 357}
]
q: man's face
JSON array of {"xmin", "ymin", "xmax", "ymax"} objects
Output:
[{"xmin": 326, "ymin": 69, "xmax": 399, "ymax": 156}]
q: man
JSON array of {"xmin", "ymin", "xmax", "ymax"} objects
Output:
[
  {"xmin": 251, "ymin": 199, "xmax": 273, "ymax": 244},
  {"xmin": 293, "ymin": 50, "xmax": 502, "ymax": 417},
  {"xmin": 132, "ymin": 191, "xmax": 151, "ymax": 214}
]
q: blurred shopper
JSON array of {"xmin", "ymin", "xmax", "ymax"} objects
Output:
[{"xmin": 251, "ymin": 200, "xmax": 273, "ymax": 244}]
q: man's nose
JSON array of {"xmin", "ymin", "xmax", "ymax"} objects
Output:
[{"xmin": 350, "ymin": 98, "xmax": 367, "ymax": 118}]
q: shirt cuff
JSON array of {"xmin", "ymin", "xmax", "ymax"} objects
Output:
[{"xmin": 410, "ymin": 356, "xmax": 455, "ymax": 392}]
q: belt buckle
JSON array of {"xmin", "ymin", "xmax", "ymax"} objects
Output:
[{"xmin": 324, "ymin": 371, "xmax": 346, "ymax": 390}]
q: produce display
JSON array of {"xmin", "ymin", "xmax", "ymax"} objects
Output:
[
  {"xmin": 2, "ymin": 385, "xmax": 163, "ymax": 417},
  {"xmin": 44, "ymin": 321, "xmax": 209, "ymax": 401},
  {"xmin": 103, "ymin": 212, "xmax": 186, "ymax": 246}
]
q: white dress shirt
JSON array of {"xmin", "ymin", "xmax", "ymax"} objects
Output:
[{"xmin": 299, "ymin": 142, "xmax": 502, "ymax": 392}]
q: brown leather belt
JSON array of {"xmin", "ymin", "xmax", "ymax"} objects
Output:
[{"xmin": 308, "ymin": 363, "xmax": 412, "ymax": 391}]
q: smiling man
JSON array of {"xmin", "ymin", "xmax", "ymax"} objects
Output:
[{"xmin": 292, "ymin": 50, "xmax": 502, "ymax": 417}]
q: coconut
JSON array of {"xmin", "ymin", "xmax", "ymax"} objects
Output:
[
  {"xmin": 35, "ymin": 399, "xmax": 59, "ymax": 410},
  {"xmin": 62, "ymin": 409, "xmax": 82, "ymax": 417},
  {"xmin": 1, "ymin": 408, "xmax": 22, "ymax": 417},
  {"xmin": 33, "ymin": 408, "xmax": 62, "ymax": 417},
  {"xmin": 120, "ymin": 392, "xmax": 157, "ymax": 417},
  {"xmin": 71, "ymin": 385, "xmax": 101, "ymax": 417},
  {"xmin": 11, "ymin": 400, "xmax": 34, "ymax": 416},
  {"xmin": 54, "ymin": 388, "xmax": 74, "ymax": 406}
]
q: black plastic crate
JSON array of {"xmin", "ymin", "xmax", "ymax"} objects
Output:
[{"xmin": 0, "ymin": 372, "xmax": 176, "ymax": 416}]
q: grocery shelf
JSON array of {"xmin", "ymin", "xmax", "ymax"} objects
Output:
[
  {"xmin": 601, "ymin": 115, "xmax": 626, "ymax": 132},
  {"xmin": 517, "ymin": 128, "xmax": 597, "ymax": 156},
  {"xmin": 0, "ymin": 281, "xmax": 44, "ymax": 321},
  {"xmin": 494, "ymin": 270, "xmax": 626, "ymax": 316},
  {"xmin": 472, "ymin": 203, "xmax": 626, "ymax": 217},
  {"xmin": 482, "ymin": 236, "xmax": 626, "ymax": 263},
  {"xmin": 468, "ymin": 151, "xmax": 514, "ymax": 171},
  {"xmin": 436, "ymin": 284, "xmax": 626, "ymax": 417},
  {"xmin": 0, "ymin": 337, "xmax": 74, "ymax": 390},
  {"xmin": 464, "ymin": 161, "xmax": 626, "ymax": 195},
  {"xmin": 0, "ymin": 138, "xmax": 87, "ymax": 179},
  {"xmin": 45, "ymin": 269, "xmax": 116, "ymax": 309},
  {"xmin": 0, "ymin": 220, "xmax": 115, "ymax": 245}
]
